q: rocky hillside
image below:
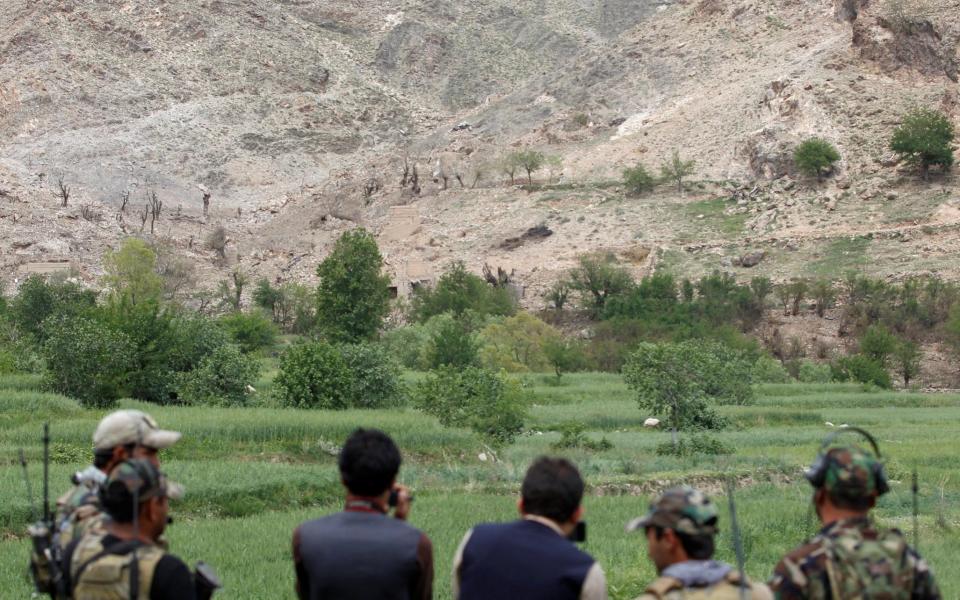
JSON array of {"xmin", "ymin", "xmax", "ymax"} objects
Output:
[{"xmin": 0, "ymin": 0, "xmax": 958, "ymax": 303}]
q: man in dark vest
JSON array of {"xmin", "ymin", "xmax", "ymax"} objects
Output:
[
  {"xmin": 292, "ymin": 428, "xmax": 433, "ymax": 600},
  {"xmin": 452, "ymin": 456, "xmax": 607, "ymax": 600}
]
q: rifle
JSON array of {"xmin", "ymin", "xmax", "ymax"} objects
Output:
[
  {"xmin": 912, "ymin": 468, "xmax": 919, "ymax": 551},
  {"xmin": 725, "ymin": 478, "xmax": 748, "ymax": 600},
  {"xmin": 195, "ymin": 561, "xmax": 223, "ymax": 600}
]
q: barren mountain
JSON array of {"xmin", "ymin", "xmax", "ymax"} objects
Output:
[{"xmin": 1, "ymin": 0, "xmax": 958, "ymax": 306}]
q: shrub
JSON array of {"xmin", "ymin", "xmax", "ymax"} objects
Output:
[
  {"xmin": 410, "ymin": 262, "xmax": 515, "ymax": 322},
  {"xmin": 568, "ymin": 253, "xmax": 633, "ymax": 317},
  {"xmin": 511, "ymin": 149, "xmax": 545, "ymax": 185},
  {"xmin": 833, "ymin": 355, "xmax": 892, "ymax": 389},
  {"xmin": 274, "ymin": 341, "xmax": 355, "ymax": 409},
  {"xmin": 381, "ymin": 325, "xmax": 431, "ymax": 370},
  {"xmin": 655, "ymin": 434, "xmax": 733, "ymax": 457},
  {"xmin": 542, "ymin": 337, "xmax": 587, "ymax": 380},
  {"xmin": 752, "ymin": 355, "xmax": 792, "ymax": 383},
  {"xmin": 340, "ymin": 343, "xmax": 404, "ymax": 408},
  {"xmin": 412, "ymin": 366, "xmax": 527, "ymax": 445},
  {"xmin": 218, "ymin": 311, "xmax": 278, "ymax": 354},
  {"xmin": 892, "ymin": 339, "xmax": 921, "ymax": 387},
  {"xmin": 859, "ymin": 325, "xmax": 898, "ymax": 366},
  {"xmin": 316, "ymin": 228, "xmax": 392, "ymax": 343},
  {"xmin": 660, "ymin": 150, "xmax": 696, "ymax": 193},
  {"xmin": 11, "ymin": 275, "xmax": 97, "ymax": 341},
  {"xmin": 479, "ymin": 312, "xmax": 560, "ymax": 372},
  {"xmin": 794, "ymin": 138, "xmax": 841, "ymax": 180},
  {"xmin": 551, "ymin": 422, "xmax": 613, "ymax": 451},
  {"xmin": 41, "ymin": 316, "xmax": 136, "ymax": 407},
  {"xmin": 178, "ymin": 344, "xmax": 261, "ymax": 406},
  {"xmin": 102, "ymin": 238, "xmax": 164, "ymax": 306},
  {"xmin": 425, "ymin": 314, "xmax": 481, "ymax": 369},
  {"xmin": 623, "ymin": 164, "xmax": 656, "ymax": 196},
  {"xmin": 890, "ymin": 108, "xmax": 955, "ymax": 180},
  {"xmin": 798, "ymin": 360, "xmax": 832, "ymax": 384}
]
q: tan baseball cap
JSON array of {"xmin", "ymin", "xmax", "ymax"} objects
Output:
[{"xmin": 93, "ymin": 410, "xmax": 181, "ymax": 451}]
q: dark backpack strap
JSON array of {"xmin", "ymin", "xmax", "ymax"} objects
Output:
[{"xmin": 70, "ymin": 540, "xmax": 144, "ymax": 594}]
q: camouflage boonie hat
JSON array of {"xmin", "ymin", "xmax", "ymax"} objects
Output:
[
  {"xmin": 103, "ymin": 459, "xmax": 182, "ymax": 504},
  {"xmin": 816, "ymin": 446, "xmax": 881, "ymax": 501},
  {"xmin": 625, "ymin": 486, "xmax": 719, "ymax": 536}
]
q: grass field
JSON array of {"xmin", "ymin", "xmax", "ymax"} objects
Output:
[{"xmin": 0, "ymin": 373, "xmax": 957, "ymax": 599}]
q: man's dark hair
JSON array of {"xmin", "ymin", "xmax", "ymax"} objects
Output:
[
  {"xmin": 649, "ymin": 526, "xmax": 715, "ymax": 560},
  {"xmin": 521, "ymin": 456, "xmax": 583, "ymax": 523},
  {"xmin": 93, "ymin": 443, "xmax": 135, "ymax": 470},
  {"xmin": 338, "ymin": 428, "xmax": 402, "ymax": 496},
  {"xmin": 826, "ymin": 489, "xmax": 873, "ymax": 512}
]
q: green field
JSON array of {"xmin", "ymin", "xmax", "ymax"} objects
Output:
[{"xmin": 1, "ymin": 373, "xmax": 958, "ymax": 599}]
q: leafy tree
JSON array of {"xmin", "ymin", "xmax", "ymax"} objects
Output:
[
  {"xmin": 479, "ymin": 312, "xmax": 561, "ymax": 372},
  {"xmin": 752, "ymin": 355, "xmax": 792, "ymax": 383},
  {"xmin": 568, "ymin": 253, "xmax": 633, "ymax": 318},
  {"xmin": 859, "ymin": 324, "xmax": 898, "ymax": 366},
  {"xmin": 890, "ymin": 108, "xmax": 955, "ymax": 180},
  {"xmin": 178, "ymin": 344, "xmax": 261, "ymax": 406},
  {"xmin": 41, "ymin": 316, "xmax": 136, "ymax": 407},
  {"xmin": 381, "ymin": 324, "xmax": 431, "ymax": 370},
  {"xmin": 274, "ymin": 341, "xmax": 355, "ymax": 409},
  {"xmin": 545, "ymin": 155, "xmax": 564, "ymax": 183},
  {"xmin": 623, "ymin": 341, "xmax": 729, "ymax": 448},
  {"xmin": 545, "ymin": 280, "xmax": 571, "ymax": 311},
  {"xmin": 660, "ymin": 150, "xmax": 696, "ymax": 193},
  {"xmin": 410, "ymin": 262, "xmax": 515, "ymax": 322},
  {"xmin": 787, "ymin": 279, "xmax": 809, "ymax": 316},
  {"xmin": 833, "ymin": 355, "xmax": 892, "ymax": 389},
  {"xmin": 542, "ymin": 338, "xmax": 586, "ymax": 380},
  {"xmin": 511, "ymin": 149, "xmax": 545, "ymax": 185},
  {"xmin": 623, "ymin": 164, "xmax": 656, "ymax": 196},
  {"xmin": 794, "ymin": 138, "xmax": 841, "ymax": 181},
  {"xmin": 316, "ymin": 228, "xmax": 391, "ymax": 343},
  {"xmin": 253, "ymin": 278, "xmax": 285, "ymax": 323},
  {"xmin": 499, "ymin": 152, "xmax": 522, "ymax": 185},
  {"xmin": 749, "ymin": 277, "xmax": 774, "ymax": 309},
  {"xmin": 425, "ymin": 315, "xmax": 481, "ymax": 369},
  {"xmin": 340, "ymin": 343, "xmax": 405, "ymax": 408},
  {"xmin": 103, "ymin": 238, "xmax": 164, "ymax": 306},
  {"xmin": 412, "ymin": 366, "xmax": 527, "ymax": 446},
  {"xmin": 218, "ymin": 269, "xmax": 248, "ymax": 312},
  {"xmin": 10, "ymin": 275, "xmax": 97, "ymax": 341},
  {"xmin": 892, "ymin": 339, "xmax": 921, "ymax": 387},
  {"xmin": 218, "ymin": 311, "xmax": 278, "ymax": 354}
]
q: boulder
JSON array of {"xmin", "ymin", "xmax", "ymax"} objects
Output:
[
  {"xmin": 739, "ymin": 251, "xmax": 766, "ymax": 268},
  {"xmin": 643, "ymin": 418, "xmax": 661, "ymax": 428}
]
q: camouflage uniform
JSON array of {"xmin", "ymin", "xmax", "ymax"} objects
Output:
[
  {"xmin": 627, "ymin": 486, "xmax": 773, "ymax": 600},
  {"xmin": 770, "ymin": 446, "xmax": 941, "ymax": 599},
  {"xmin": 56, "ymin": 477, "xmax": 107, "ymax": 548}
]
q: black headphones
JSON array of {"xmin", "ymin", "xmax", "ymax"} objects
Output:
[{"xmin": 804, "ymin": 426, "xmax": 889, "ymax": 496}]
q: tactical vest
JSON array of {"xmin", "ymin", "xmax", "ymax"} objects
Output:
[
  {"xmin": 823, "ymin": 528, "xmax": 914, "ymax": 599},
  {"xmin": 70, "ymin": 534, "xmax": 164, "ymax": 600},
  {"xmin": 640, "ymin": 571, "xmax": 772, "ymax": 600}
]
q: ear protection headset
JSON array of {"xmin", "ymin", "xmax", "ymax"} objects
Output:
[{"xmin": 804, "ymin": 426, "xmax": 889, "ymax": 496}]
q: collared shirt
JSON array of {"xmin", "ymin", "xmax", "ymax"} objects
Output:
[{"xmin": 452, "ymin": 515, "xmax": 607, "ymax": 600}]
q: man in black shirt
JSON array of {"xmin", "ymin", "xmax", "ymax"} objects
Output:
[
  {"xmin": 292, "ymin": 428, "xmax": 434, "ymax": 600},
  {"xmin": 63, "ymin": 459, "xmax": 196, "ymax": 600}
]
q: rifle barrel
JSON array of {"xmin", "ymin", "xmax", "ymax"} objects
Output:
[
  {"xmin": 725, "ymin": 478, "xmax": 748, "ymax": 600},
  {"xmin": 42, "ymin": 423, "xmax": 50, "ymax": 524}
]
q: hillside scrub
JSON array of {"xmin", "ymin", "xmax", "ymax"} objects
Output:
[
  {"xmin": 890, "ymin": 108, "xmax": 955, "ymax": 180},
  {"xmin": 793, "ymin": 138, "xmax": 840, "ymax": 181},
  {"xmin": 410, "ymin": 261, "xmax": 515, "ymax": 322}
]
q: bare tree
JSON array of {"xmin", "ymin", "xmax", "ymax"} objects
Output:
[
  {"xmin": 138, "ymin": 204, "xmax": 150, "ymax": 232},
  {"xmin": 207, "ymin": 225, "xmax": 227, "ymax": 259},
  {"xmin": 202, "ymin": 191, "xmax": 211, "ymax": 217},
  {"xmin": 119, "ymin": 190, "xmax": 130, "ymax": 213},
  {"xmin": 218, "ymin": 268, "xmax": 247, "ymax": 311},
  {"xmin": 146, "ymin": 190, "xmax": 162, "ymax": 234},
  {"xmin": 55, "ymin": 176, "xmax": 70, "ymax": 207}
]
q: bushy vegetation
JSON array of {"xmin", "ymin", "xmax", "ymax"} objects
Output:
[
  {"xmin": 655, "ymin": 433, "xmax": 733, "ymax": 457},
  {"xmin": 178, "ymin": 344, "xmax": 261, "ymax": 406},
  {"xmin": 410, "ymin": 262, "xmax": 515, "ymax": 322},
  {"xmin": 890, "ymin": 107, "xmax": 955, "ymax": 180},
  {"xmin": 793, "ymin": 138, "xmax": 840, "ymax": 181},
  {"xmin": 623, "ymin": 164, "xmax": 656, "ymax": 196},
  {"xmin": 218, "ymin": 311, "xmax": 278, "ymax": 354},
  {"xmin": 339, "ymin": 343, "xmax": 405, "ymax": 409},
  {"xmin": 412, "ymin": 366, "xmax": 527, "ymax": 445},
  {"xmin": 273, "ymin": 341, "xmax": 355, "ymax": 409},
  {"xmin": 315, "ymin": 228, "xmax": 392, "ymax": 343},
  {"xmin": 253, "ymin": 279, "xmax": 317, "ymax": 334}
]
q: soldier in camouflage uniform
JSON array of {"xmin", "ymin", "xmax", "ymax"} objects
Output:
[
  {"xmin": 56, "ymin": 410, "xmax": 181, "ymax": 547},
  {"xmin": 626, "ymin": 486, "xmax": 772, "ymax": 600},
  {"xmin": 769, "ymin": 444, "xmax": 942, "ymax": 599}
]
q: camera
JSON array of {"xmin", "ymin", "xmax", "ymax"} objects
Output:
[{"xmin": 568, "ymin": 521, "xmax": 587, "ymax": 543}]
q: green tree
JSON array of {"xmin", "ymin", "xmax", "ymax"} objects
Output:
[
  {"xmin": 316, "ymin": 228, "xmax": 391, "ymax": 343},
  {"xmin": 499, "ymin": 152, "xmax": 523, "ymax": 185},
  {"xmin": 412, "ymin": 366, "xmax": 527, "ymax": 446},
  {"xmin": 568, "ymin": 253, "xmax": 634, "ymax": 318},
  {"xmin": 660, "ymin": 150, "xmax": 696, "ymax": 193},
  {"xmin": 103, "ymin": 238, "xmax": 164, "ymax": 306},
  {"xmin": 274, "ymin": 341, "xmax": 355, "ymax": 409},
  {"xmin": 545, "ymin": 280, "xmax": 571, "ymax": 311},
  {"xmin": 512, "ymin": 149, "xmax": 545, "ymax": 185},
  {"xmin": 479, "ymin": 312, "xmax": 561, "ymax": 372},
  {"xmin": 892, "ymin": 339, "xmax": 921, "ymax": 387},
  {"xmin": 623, "ymin": 341, "xmax": 728, "ymax": 449},
  {"xmin": 253, "ymin": 278, "xmax": 285, "ymax": 324},
  {"xmin": 623, "ymin": 164, "xmax": 656, "ymax": 196},
  {"xmin": 218, "ymin": 311, "xmax": 278, "ymax": 353},
  {"xmin": 543, "ymin": 338, "xmax": 585, "ymax": 380},
  {"xmin": 859, "ymin": 324, "xmax": 898, "ymax": 366},
  {"xmin": 340, "ymin": 343, "xmax": 405, "ymax": 408},
  {"xmin": 890, "ymin": 108, "xmax": 955, "ymax": 180},
  {"xmin": 41, "ymin": 316, "xmax": 136, "ymax": 407},
  {"xmin": 177, "ymin": 344, "xmax": 261, "ymax": 406},
  {"xmin": 810, "ymin": 279, "xmax": 837, "ymax": 317},
  {"xmin": 10, "ymin": 275, "xmax": 97, "ymax": 341},
  {"xmin": 410, "ymin": 262, "xmax": 515, "ymax": 322},
  {"xmin": 794, "ymin": 138, "xmax": 841, "ymax": 181},
  {"xmin": 426, "ymin": 315, "xmax": 480, "ymax": 369}
]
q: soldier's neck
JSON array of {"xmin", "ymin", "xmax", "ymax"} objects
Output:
[
  {"xmin": 820, "ymin": 506, "xmax": 869, "ymax": 528},
  {"xmin": 106, "ymin": 521, "xmax": 155, "ymax": 545}
]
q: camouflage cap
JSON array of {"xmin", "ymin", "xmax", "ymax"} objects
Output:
[
  {"xmin": 815, "ymin": 446, "xmax": 882, "ymax": 501},
  {"xmin": 104, "ymin": 459, "xmax": 180, "ymax": 503},
  {"xmin": 625, "ymin": 486, "xmax": 719, "ymax": 536}
]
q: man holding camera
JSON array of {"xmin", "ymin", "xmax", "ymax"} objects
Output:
[
  {"xmin": 62, "ymin": 459, "xmax": 200, "ymax": 600},
  {"xmin": 292, "ymin": 428, "xmax": 434, "ymax": 600},
  {"xmin": 452, "ymin": 456, "xmax": 607, "ymax": 600},
  {"xmin": 627, "ymin": 486, "xmax": 772, "ymax": 600}
]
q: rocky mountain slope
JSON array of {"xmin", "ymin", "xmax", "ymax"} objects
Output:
[{"xmin": 0, "ymin": 0, "xmax": 958, "ymax": 305}]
